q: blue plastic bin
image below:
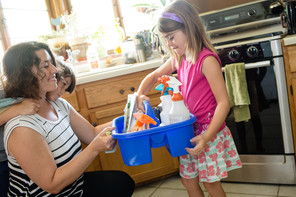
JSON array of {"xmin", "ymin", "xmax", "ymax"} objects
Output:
[{"xmin": 112, "ymin": 112, "xmax": 197, "ymax": 166}]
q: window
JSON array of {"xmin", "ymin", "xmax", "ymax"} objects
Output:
[
  {"xmin": 0, "ymin": 0, "xmax": 164, "ymax": 68},
  {"xmin": 69, "ymin": 0, "xmax": 120, "ymax": 56},
  {"xmin": 1, "ymin": 0, "xmax": 51, "ymax": 45},
  {"xmin": 118, "ymin": 0, "xmax": 165, "ymax": 37},
  {"xmin": 0, "ymin": 0, "xmax": 52, "ymax": 73}
]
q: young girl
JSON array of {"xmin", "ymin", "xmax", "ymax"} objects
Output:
[{"xmin": 136, "ymin": 1, "xmax": 241, "ymax": 196}]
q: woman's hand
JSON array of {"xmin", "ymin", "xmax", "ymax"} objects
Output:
[
  {"xmin": 136, "ymin": 94, "xmax": 150, "ymax": 112},
  {"xmin": 185, "ymin": 134, "xmax": 207, "ymax": 156},
  {"xmin": 92, "ymin": 126, "xmax": 116, "ymax": 153}
]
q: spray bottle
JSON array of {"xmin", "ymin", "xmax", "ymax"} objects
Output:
[
  {"xmin": 155, "ymin": 84, "xmax": 173, "ymax": 125},
  {"xmin": 159, "ymin": 75, "xmax": 190, "ymax": 124}
]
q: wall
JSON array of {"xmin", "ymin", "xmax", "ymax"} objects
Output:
[{"xmin": 187, "ymin": 0, "xmax": 254, "ymax": 13}]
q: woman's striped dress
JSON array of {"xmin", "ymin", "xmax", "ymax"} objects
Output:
[{"xmin": 4, "ymin": 98, "xmax": 84, "ymax": 196}]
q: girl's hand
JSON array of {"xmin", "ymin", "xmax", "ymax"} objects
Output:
[
  {"xmin": 92, "ymin": 127, "xmax": 116, "ymax": 152},
  {"xmin": 15, "ymin": 99, "xmax": 41, "ymax": 115},
  {"xmin": 136, "ymin": 94, "xmax": 150, "ymax": 112},
  {"xmin": 185, "ymin": 134, "xmax": 207, "ymax": 156}
]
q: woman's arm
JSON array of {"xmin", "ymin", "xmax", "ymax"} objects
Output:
[
  {"xmin": 186, "ymin": 56, "xmax": 230, "ymax": 155},
  {"xmin": 137, "ymin": 58, "xmax": 176, "ymax": 111},
  {"xmin": 68, "ymin": 104, "xmax": 112, "ymax": 145},
  {"xmin": 7, "ymin": 125, "xmax": 115, "ymax": 194}
]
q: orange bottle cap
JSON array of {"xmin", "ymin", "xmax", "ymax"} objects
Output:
[{"xmin": 172, "ymin": 93, "xmax": 183, "ymax": 101}]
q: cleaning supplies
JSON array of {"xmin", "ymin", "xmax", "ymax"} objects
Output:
[
  {"xmin": 158, "ymin": 75, "xmax": 190, "ymax": 124},
  {"xmin": 155, "ymin": 84, "xmax": 173, "ymax": 125},
  {"xmin": 130, "ymin": 113, "xmax": 157, "ymax": 132},
  {"xmin": 127, "ymin": 100, "xmax": 160, "ymax": 132}
]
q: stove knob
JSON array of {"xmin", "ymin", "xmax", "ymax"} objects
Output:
[
  {"xmin": 247, "ymin": 46, "xmax": 259, "ymax": 58},
  {"xmin": 228, "ymin": 49, "xmax": 240, "ymax": 61},
  {"xmin": 248, "ymin": 9, "xmax": 256, "ymax": 16}
]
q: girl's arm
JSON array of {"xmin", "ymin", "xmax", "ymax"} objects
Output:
[
  {"xmin": 186, "ymin": 56, "xmax": 230, "ymax": 155},
  {"xmin": 0, "ymin": 99, "xmax": 40, "ymax": 126},
  {"xmin": 7, "ymin": 122, "xmax": 115, "ymax": 194},
  {"xmin": 137, "ymin": 58, "xmax": 176, "ymax": 111}
]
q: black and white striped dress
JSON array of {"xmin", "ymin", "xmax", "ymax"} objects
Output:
[{"xmin": 4, "ymin": 98, "xmax": 84, "ymax": 196}]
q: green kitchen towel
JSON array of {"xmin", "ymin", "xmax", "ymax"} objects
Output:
[{"xmin": 224, "ymin": 63, "xmax": 251, "ymax": 122}]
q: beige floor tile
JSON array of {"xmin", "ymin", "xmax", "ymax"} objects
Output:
[
  {"xmin": 159, "ymin": 175, "xmax": 185, "ymax": 189},
  {"xmin": 278, "ymin": 185, "xmax": 296, "ymax": 196},
  {"xmin": 144, "ymin": 179, "xmax": 166, "ymax": 188},
  {"xmin": 151, "ymin": 188, "xmax": 189, "ymax": 197},
  {"xmin": 159, "ymin": 174, "xmax": 208, "ymax": 192},
  {"xmin": 132, "ymin": 186, "xmax": 157, "ymax": 197},
  {"xmin": 226, "ymin": 194, "xmax": 276, "ymax": 197},
  {"xmin": 221, "ymin": 182, "xmax": 279, "ymax": 196}
]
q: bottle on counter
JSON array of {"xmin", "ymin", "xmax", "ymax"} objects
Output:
[
  {"xmin": 87, "ymin": 43, "xmax": 100, "ymax": 70},
  {"xmin": 134, "ymin": 35, "xmax": 146, "ymax": 63}
]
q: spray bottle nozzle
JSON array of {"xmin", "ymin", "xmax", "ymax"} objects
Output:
[
  {"xmin": 159, "ymin": 75, "xmax": 184, "ymax": 101},
  {"xmin": 157, "ymin": 75, "xmax": 171, "ymax": 96}
]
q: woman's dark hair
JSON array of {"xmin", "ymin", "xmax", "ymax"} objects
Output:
[
  {"xmin": 55, "ymin": 59, "xmax": 76, "ymax": 93},
  {"xmin": 2, "ymin": 41, "xmax": 56, "ymax": 99}
]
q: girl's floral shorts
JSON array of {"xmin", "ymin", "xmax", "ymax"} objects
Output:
[{"xmin": 179, "ymin": 126, "xmax": 242, "ymax": 183}]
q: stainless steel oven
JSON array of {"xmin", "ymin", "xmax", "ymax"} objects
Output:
[{"xmin": 200, "ymin": 0, "xmax": 296, "ymax": 184}]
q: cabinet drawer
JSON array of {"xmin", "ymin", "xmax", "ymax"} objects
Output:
[{"xmin": 84, "ymin": 70, "xmax": 158, "ymax": 109}]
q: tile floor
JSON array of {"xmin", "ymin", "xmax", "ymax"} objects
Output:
[{"xmin": 132, "ymin": 174, "xmax": 296, "ymax": 197}]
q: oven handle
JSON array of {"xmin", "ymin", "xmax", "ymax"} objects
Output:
[{"xmin": 222, "ymin": 60, "xmax": 271, "ymax": 72}]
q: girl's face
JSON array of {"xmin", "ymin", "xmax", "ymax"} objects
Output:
[
  {"xmin": 47, "ymin": 77, "xmax": 72, "ymax": 101},
  {"xmin": 32, "ymin": 49, "xmax": 57, "ymax": 96},
  {"xmin": 161, "ymin": 30, "xmax": 187, "ymax": 55}
]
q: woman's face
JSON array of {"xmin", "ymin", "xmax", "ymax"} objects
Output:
[
  {"xmin": 47, "ymin": 77, "xmax": 72, "ymax": 101},
  {"xmin": 161, "ymin": 30, "xmax": 187, "ymax": 55},
  {"xmin": 32, "ymin": 49, "xmax": 58, "ymax": 95}
]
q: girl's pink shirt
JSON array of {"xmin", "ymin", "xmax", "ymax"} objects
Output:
[{"xmin": 177, "ymin": 48, "xmax": 225, "ymax": 128}]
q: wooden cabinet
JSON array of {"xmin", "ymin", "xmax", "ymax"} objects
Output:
[
  {"xmin": 282, "ymin": 38, "xmax": 296, "ymax": 154},
  {"xmin": 63, "ymin": 68, "xmax": 179, "ymax": 185}
]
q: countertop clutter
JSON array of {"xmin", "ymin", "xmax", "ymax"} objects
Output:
[{"xmin": 75, "ymin": 50, "xmax": 163, "ymax": 85}]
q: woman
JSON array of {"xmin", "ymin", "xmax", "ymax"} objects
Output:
[{"xmin": 2, "ymin": 41, "xmax": 134, "ymax": 196}]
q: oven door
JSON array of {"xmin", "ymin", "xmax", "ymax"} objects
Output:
[
  {"xmin": 223, "ymin": 40, "xmax": 296, "ymax": 184},
  {"xmin": 226, "ymin": 60, "xmax": 285, "ymax": 154}
]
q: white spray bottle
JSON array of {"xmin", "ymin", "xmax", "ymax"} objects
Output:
[
  {"xmin": 160, "ymin": 75, "xmax": 190, "ymax": 124},
  {"xmin": 155, "ymin": 84, "xmax": 173, "ymax": 125}
]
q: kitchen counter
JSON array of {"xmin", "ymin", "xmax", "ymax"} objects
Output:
[
  {"xmin": 283, "ymin": 34, "xmax": 296, "ymax": 46},
  {"xmin": 76, "ymin": 55, "xmax": 163, "ymax": 85}
]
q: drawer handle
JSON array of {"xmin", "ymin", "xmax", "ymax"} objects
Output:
[
  {"xmin": 119, "ymin": 89, "xmax": 124, "ymax": 94},
  {"xmin": 130, "ymin": 87, "xmax": 135, "ymax": 92}
]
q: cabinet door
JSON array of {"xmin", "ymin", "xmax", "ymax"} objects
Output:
[
  {"xmin": 62, "ymin": 90, "xmax": 80, "ymax": 112},
  {"xmin": 86, "ymin": 69, "xmax": 161, "ymax": 125},
  {"xmin": 282, "ymin": 41, "xmax": 296, "ymax": 154},
  {"xmin": 287, "ymin": 45, "xmax": 296, "ymax": 73}
]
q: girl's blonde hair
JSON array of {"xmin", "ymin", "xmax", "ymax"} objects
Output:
[{"xmin": 158, "ymin": 0, "xmax": 216, "ymax": 68}]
